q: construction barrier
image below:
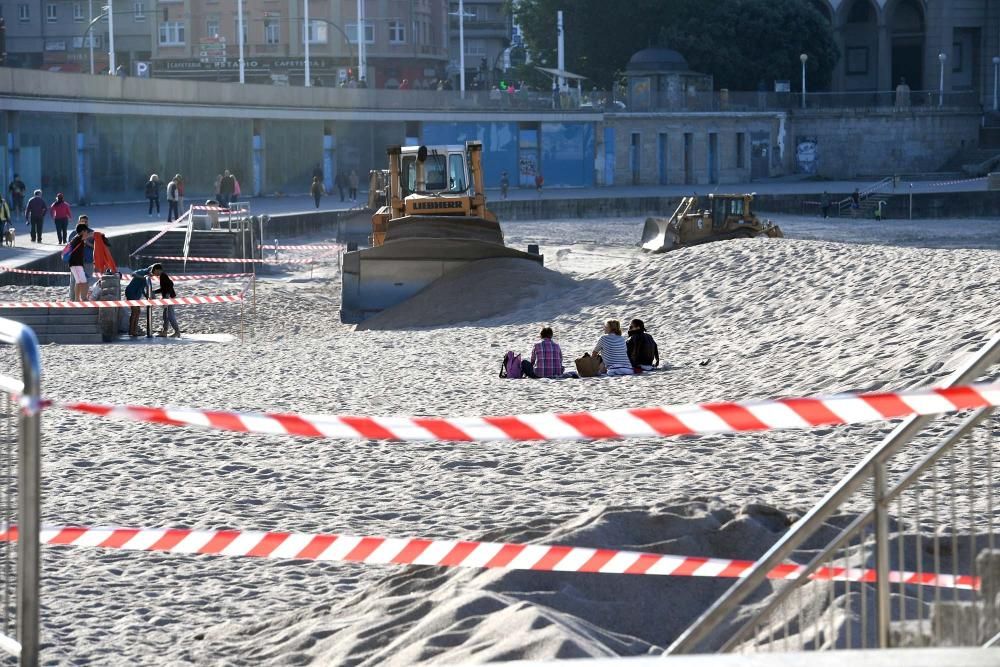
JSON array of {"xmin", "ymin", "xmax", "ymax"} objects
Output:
[
  {"xmin": 0, "ymin": 295, "xmax": 245, "ymax": 309},
  {"xmin": 258, "ymin": 244, "xmax": 343, "ymax": 251},
  {"xmin": 0, "ymin": 266, "xmax": 73, "ymax": 277},
  {"xmin": 54, "ymin": 382, "xmax": 1000, "ymax": 442},
  {"xmin": 142, "ymin": 255, "xmax": 323, "ymax": 265},
  {"xmin": 0, "ymin": 523, "xmax": 977, "ymax": 590}
]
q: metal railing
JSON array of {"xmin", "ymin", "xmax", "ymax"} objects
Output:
[
  {"xmin": 669, "ymin": 332, "xmax": 1000, "ymax": 654},
  {"xmin": 836, "ymin": 176, "xmax": 896, "ymax": 216},
  {"xmin": 0, "ymin": 318, "xmax": 42, "ymax": 666}
]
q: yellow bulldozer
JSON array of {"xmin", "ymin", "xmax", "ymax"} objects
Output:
[
  {"xmin": 340, "ymin": 141, "xmax": 542, "ymax": 323},
  {"xmin": 640, "ymin": 193, "xmax": 783, "ymax": 253}
]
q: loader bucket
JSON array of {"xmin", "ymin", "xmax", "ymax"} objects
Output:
[{"xmin": 641, "ymin": 217, "xmax": 676, "ymax": 253}]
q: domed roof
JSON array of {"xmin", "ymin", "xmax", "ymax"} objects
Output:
[{"xmin": 626, "ymin": 47, "xmax": 690, "ymax": 73}]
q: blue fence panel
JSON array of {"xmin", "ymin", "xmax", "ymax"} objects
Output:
[{"xmin": 541, "ymin": 122, "xmax": 595, "ymax": 187}]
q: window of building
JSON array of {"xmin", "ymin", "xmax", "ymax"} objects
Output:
[
  {"xmin": 158, "ymin": 21, "xmax": 185, "ymax": 45},
  {"xmin": 134, "ymin": 1, "xmax": 145, "ymax": 21},
  {"xmin": 233, "ymin": 18, "xmax": 248, "ymax": 43},
  {"xmin": 736, "ymin": 132, "xmax": 745, "ymax": 169},
  {"xmin": 46, "ymin": 3, "xmax": 57, "ymax": 22},
  {"xmin": 206, "ymin": 16, "xmax": 220, "ymax": 37},
  {"xmin": 73, "ymin": 3, "xmax": 84, "ymax": 21},
  {"xmin": 307, "ymin": 20, "xmax": 327, "ymax": 44},
  {"xmin": 264, "ymin": 17, "xmax": 280, "ymax": 44},
  {"xmin": 73, "ymin": 34, "xmax": 102, "ymax": 48},
  {"xmin": 389, "ymin": 19, "xmax": 405, "ymax": 44},
  {"xmin": 346, "ymin": 22, "xmax": 375, "ymax": 44},
  {"xmin": 464, "ymin": 38, "xmax": 486, "ymax": 57}
]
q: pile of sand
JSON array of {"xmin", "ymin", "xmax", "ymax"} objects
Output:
[{"xmin": 357, "ymin": 257, "xmax": 579, "ymax": 331}]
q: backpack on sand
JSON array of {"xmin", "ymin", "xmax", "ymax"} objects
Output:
[{"xmin": 499, "ymin": 351, "xmax": 523, "ymax": 379}]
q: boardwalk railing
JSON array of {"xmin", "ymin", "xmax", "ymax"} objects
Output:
[
  {"xmin": 0, "ymin": 319, "xmax": 42, "ymax": 666},
  {"xmin": 668, "ymin": 332, "xmax": 1000, "ymax": 654}
]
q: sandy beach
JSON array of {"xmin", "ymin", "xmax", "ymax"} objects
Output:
[{"xmin": 0, "ymin": 214, "xmax": 997, "ymax": 664}]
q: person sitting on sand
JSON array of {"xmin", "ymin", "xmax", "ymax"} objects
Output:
[
  {"xmin": 592, "ymin": 319, "xmax": 633, "ymax": 376},
  {"xmin": 126, "ymin": 263, "xmax": 163, "ymax": 337},
  {"xmin": 522, "ymin": 326, "xmax": 564, "ymax": 378},
  {"xmin": 626, "ymin": 319, "xmax": 659, "ymax": 371}
]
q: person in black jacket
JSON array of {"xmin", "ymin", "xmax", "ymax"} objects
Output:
[
  {"xmin": 153, "ymin": 271, "xmax": 181, "ymax": 338},
  {"xmin": 144, "ymin": 174, "xmax": 161, "ymax": 216},
  {"xmin": 626, "ymin": 319, "xmax": 659, "ymax": 370}
]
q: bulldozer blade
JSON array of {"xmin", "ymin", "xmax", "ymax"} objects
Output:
[{"xmin": 641, "ymin": 217, "xmax": 677, "ymax": 253}]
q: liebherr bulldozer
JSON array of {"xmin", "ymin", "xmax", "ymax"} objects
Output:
[
  {"xmin": 340, "ymin": 142, "xmax": 542, "ymax": 323},
  {"xmin": 640, "ymin": 193, "xmax": 783, "ymax": 253}
]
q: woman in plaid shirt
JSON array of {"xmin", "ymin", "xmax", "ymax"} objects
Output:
[{"xmin": 525, "ymin": 327, "xmax": 564, "ymax": 378}]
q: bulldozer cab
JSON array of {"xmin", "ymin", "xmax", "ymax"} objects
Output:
[
  {"xmin": 400, "ymin": 147, "xmax": 470, "ymax": 197},
  {"xmin": 709, "ymin": 194, "xmax": 752, "ymax": 230}
]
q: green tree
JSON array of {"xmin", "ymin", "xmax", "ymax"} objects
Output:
[{"xmin": 507, "ymin": 0, "xmax": 838, "ymax": 91}]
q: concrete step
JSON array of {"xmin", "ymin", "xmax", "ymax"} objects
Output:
[
  {"xmin": 37, "ymin": 324, "xmax": 103, "ymax": 335},
  {"xmin": 38, "ymin": 333, "xmax": 106, "ymax": 345}
]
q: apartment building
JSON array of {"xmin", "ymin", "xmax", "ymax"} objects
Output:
[{"xmin": 446, "ymin": 0, "xmax": 508, "ymax": 88}]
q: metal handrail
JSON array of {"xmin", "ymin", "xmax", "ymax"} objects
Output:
[
  {"xmin": 0, "ymin": 318, "xmax": 42, "ymax": 666},
  {"xmin": 837, "ymin": 176, "xmax": 895, "ymax": 215},
  {"xmin": 667, "ymin": 332, "xmax": 1000, "ymax": 654}
]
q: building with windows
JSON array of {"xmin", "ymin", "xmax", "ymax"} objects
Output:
[
  {"xmin": 446, "ymin": 0, "xmax": 509, "ymax": 89},
  {"xmin": 150, "ymin": 0, "xmax": 449, "ymax": 87},
  {"xmin": 809, "ymin": 0, "xmax": 1000, "ymax": 102},
  {"xmin": 1, "ymin": 0, "xmax": 153, "ymax": 73}
]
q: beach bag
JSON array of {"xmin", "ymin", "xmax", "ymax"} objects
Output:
[
  {"xmin": 499, "ymin": 351, "xmax": 523, "ymax": 379},
  {"xmin": 575, "ymin": 353, "xmax": 601, "ymax": 378}
]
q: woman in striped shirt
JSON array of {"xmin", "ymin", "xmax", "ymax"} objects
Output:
[{"xmin": 592, "ymin": 319, "xmax": 634, "ymax": 376}]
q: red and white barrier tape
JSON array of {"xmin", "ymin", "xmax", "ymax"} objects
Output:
[
  {"xmin": 190, "ymin": 206, "xmax": 248, "ymax": 213},
  {"xmin": 0, "ymin": 265, "xmax": 71, "ymax": 276},
  {"xmin": 257, "ymin": 244, "xmax": 343, "ymax": 251},
  {"xmin": 142, "ymin": 256, "xmax": 321, "ymax": 265},
  {"xmin": 0, "ymin": 295, "xmax": 244, "ymax": 309},
  {"xmin": 927, "ymin": 176, "xmax": 987, "ymax": 188},
  {"xmin": 130, "ymin": 215, "xmax": 192, "ymax": 257},
  {"xmin": 59, "ymin": 383, "xmax": 1000, "ymax": 443},
  {"xmin": 0, "ymin": 524, "xmax": 976, "ymax": 589},
  {"xmin": 158, "ymin": 273, "xmax": 254, "ymax": 282}
]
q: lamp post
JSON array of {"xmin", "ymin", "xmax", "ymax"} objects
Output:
[
  {"xmin": 800, "ymin": 53, "xmax": 808, "ymax": 109},
  {"xmin": 938, "ymin": 51, "xmax": 947, "ymax": 107},
  {"xmin": 356, "ymin": 0, "xmax": 365, "ymax": 84},
  {"xmin": 303, "ymin": 0, "xmax": 310, "ymax": 86},
  {"xmin": 237, "ymin": 0, "xmax": 245, "ymax": 83},
  {"xmin": 448, "ymin": 1, "xmax": 474, "ymax": 96},
  {"xmin": 993, "ymin": 56, "xmax": 999, "ymax": 111},
  {"xmin": 106, "ymin": 0, "xmax": 115, "ymax": 74},
  {"xmin": 88, "ymin": 0, "xmax": 94, "ymax": 74}
]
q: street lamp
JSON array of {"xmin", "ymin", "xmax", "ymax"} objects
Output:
[
  {"xmin": 800, "ymin": 53, "xmax": 808, "ymax": 109},
  {"xmin": 938, "ymin": 51, "xmax": 947, "ymax": 107},
  {"xmin": 105, "ymin": 1, "xmax": 115, "ymax": 74},
  {"xmin": 448, "ymin": 0, "xmax": 474, "ymax": 96},
  {"xmin": 992, "ymin": 56, "xmax": 999, "ymax": 111},
  {"xmin": 237, "ymin": 0, "xmax": 245, "ymax": 83},
  {"xmin": 304, "ymin": 0, "xmax": 310, "ymax": 86}
]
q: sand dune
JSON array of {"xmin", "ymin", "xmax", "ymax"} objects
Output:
[{"xmin": 0, "ymin": 227, "xmax": 996, "ymax": 664}]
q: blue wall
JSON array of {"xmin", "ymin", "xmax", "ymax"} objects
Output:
[
  {"xmin": 422, "ymin": 122, "xmax": 519, "ymax": 190},
  {"xmin": 541, "ymin": 123, "xmax": 595, "ymax": 187},
  {"xmin": 422, "ymin": 121, "xmax": 594, "ymax": 188}
]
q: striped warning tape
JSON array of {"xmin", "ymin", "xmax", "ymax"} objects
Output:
[
  {"xmin": 0, "ymin": 294, "xmax": 244, "ymax": 309},
  {"xmin": 156, "ymin": 273, "xmax": 254, "ymax": 282},
  {"xmin": 927, "ymin": 176, "xmax": 987, "ymax": 188},
  {"xmin": 0, "ymin": 524, "xmax": 977, "ymax": 589},
  {"xmin": 0, "ymin": 265, "xmax": 71, "ymax": 276},
  {"xmin": 58, "ymin": 383, "xmax": 1000, "ymax": 442},
  {"xmin": 142, "ymin": 256, "xmax": 322, "ymax": 265},
  {"xmin": 257, "ymin": 244, "xmax": 343, "ymax": 251}
]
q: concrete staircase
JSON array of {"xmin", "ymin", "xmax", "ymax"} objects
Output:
[
  {"xmin": 1, "ymin": 308, "xmax": 104, "ymax": 344},
  {"xmin": 132, "ymin": 230, "xmax": 242, "ymax": 275}
]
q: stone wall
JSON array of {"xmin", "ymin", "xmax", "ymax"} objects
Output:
[{"xmin": 787, "ymin": 109, "xmax": 982, "ymax": 178}]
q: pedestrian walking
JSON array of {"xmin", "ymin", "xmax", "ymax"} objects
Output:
[
  {"xmin": 500, "ymin": 171, "xmax": 510, "ymax": 199},
  {"xmin": 310, "ymin": 176, "xmax": 324, "ymax": 209},
  {"xmin": 176, "ymin": 175, "xmax": 185, "ymax": 215},
  {"xmin": 219, "ymin": 170, "xmax": 236, "ymax": 208},
  {"xmin": 24, "ymin": 189, "xmax": 47, "ymax": 243},
  {"xmin": 213, "ymin": 173, "xmax": 223, "ymax": 203},
  {"xmin": 820, "ymin": 191, "xmax": 830, "ymax": 219},
  {"xmin": 335, "ymin": 171, "xmax": 347, "ymax": 202},
  {"xmin": 50, "ymin": 192, "xmax": 72, "ymax": 243},
  {"xmin": 7, "ymin": 174, "xmax": 26, "ymax": 216},
  {"xmin": 153, "ymin": 271, "xmax": 182, "ymax": 338},
  {"xmin": 166, "ymin": 175, "xmax": 181, "ymax": 222},
  {"xmin": 144, "ymin": 174, "xmax": 161, "ymax": 216},
  {"xmin": 348, "ymin": 169, "xmax": 359, "ymax": 203},
  {"xmin": 0, "ymin": 194, "xmax": 12, "ymax": 246},
  {"xmin": 535, "ymin": 172, "xmax": 544, "ymax": 193}
]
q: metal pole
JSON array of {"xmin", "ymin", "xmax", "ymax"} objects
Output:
[
  {"xmin": 7, "ymin": 322, "xmax": 41, "ymax": 667},
  {"xmin": 304, "ymin": 0, "xmax": 310, "ymax": 87},
  {"xmin": 237, "ymin": 0, "xmax": 245, "ymax": 84},
  {"xmin": 145, "ymin": 276, "xmax": 151, "ymax": 338},
  {"xmin": 909, "ymin": 183, "xmax": 913, "ymax": 220},
  {"xmin": 556, "ymin": 11, "xmax": 564, "ymax": 91},
  {"xmin": 88, "ymin": 0, "xmax": 95, "ymax": 74},
  {"xmin": 994, "ymin": 58, "xmax": 999, "ymax": 112},
  {"xmin": 938, "ymin": 53, "xmax": 946, "ymax": 107},
  {"xmin": 873, "ymin": 462, "xmax": 891, "ymax": 648},
  {"xmin": 356, "ymin": 0, "xmax": 365, "ymax": 84},
  {"xmin": 801, "ymin": 62, "xmax": 806, "ymax": 109},
  {"xmin": 107, "ymin": 0, "xmax": 115, "ymax": 73},
  {"xmin": 458, "ymin": 0, "xmax": 465, "ymax": 96}
]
